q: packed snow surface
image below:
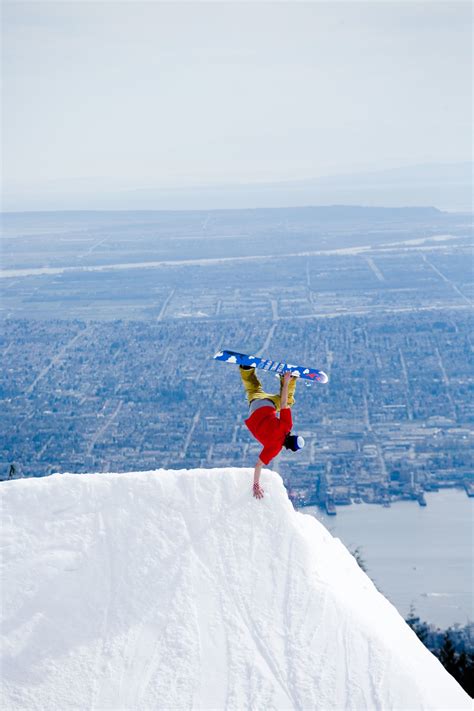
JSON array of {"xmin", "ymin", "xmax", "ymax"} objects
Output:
[{"xmin": 1, "ymin": 468, "xmax": 470, "ymax": 710}]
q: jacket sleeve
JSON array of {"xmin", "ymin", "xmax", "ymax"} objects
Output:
[
  {"xmin": 279, "ymin": 407, "xmax": 293, "ymax": 432},
  {"xmin": 259, "ymin": 446, "xmax": 274, "ymax": 466}
]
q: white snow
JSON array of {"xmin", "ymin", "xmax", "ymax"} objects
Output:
[{"xmin": 1, "ymin": 468, "xmax": 470, "ymax": 711}]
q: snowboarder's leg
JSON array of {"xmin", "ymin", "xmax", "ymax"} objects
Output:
[
  {"xmin": 286, "ymin": 375, "xmax": 297, "ymax": 408},
  {"xmin": 239, "ymin": 366, "xmax": 281, "ymax": 409},
  {"xmin": 239, "ymin": 366, "xmax": 265, "ymax": 403},
  {"xmin": 268, "ymin": 393, "xmax": 282, "ymax": 411}
]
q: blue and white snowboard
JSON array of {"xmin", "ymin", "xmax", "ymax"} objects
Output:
[{"xmin": 213, "ymin": 349, "xmax": 329, "ymax": 384}]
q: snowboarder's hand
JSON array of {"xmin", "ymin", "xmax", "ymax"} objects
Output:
[
  {"xmin": 253, "ymin": 482, "xmax": 264, "ymax": 499},
  {"xmin": 282, "ymin": 372, "xmax": 292, "ymax": 384}
]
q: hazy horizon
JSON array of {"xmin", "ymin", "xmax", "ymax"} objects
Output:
[
  {"xmin": 2, "ymin": 160, "xmax": 472, "ymax": 213},
  {"xmin": 3, "ymin": 1, "xmax": 472, "ymax": 211}
]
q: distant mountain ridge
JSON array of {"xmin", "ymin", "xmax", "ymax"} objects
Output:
[
  {"xmin": 1, "ymin": 468, "xmax": 470, "ymax": 710},
  {"xmin": 3, "ymin": 204, "xmax": 443, "ymax": 221},
  {"xmin": 3, "ymin": 161, "xmax": 472, "ymax": 212}
]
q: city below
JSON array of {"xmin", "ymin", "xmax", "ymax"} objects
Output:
[{"xmin": 1, "ymin": 206, "xmax": 473, "ymax": 515}]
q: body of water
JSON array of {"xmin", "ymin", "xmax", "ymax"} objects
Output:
[{"xmin": 304, "ymin": 488, "xmax": 473, "ymax": 628}]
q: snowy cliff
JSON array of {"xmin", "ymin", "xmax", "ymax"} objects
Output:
[{"xmin": 1, "ymin": 468, "xmax": 471, "ymax": 710}]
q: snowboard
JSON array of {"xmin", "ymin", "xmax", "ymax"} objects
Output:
[{"xmin": 213, "ymin": 349, "xmax": 329, "ymax": 384}]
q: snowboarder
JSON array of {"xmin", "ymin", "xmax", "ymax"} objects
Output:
[{"xmin": 239, "ymin": 366, "xmax": 305, "ymax": 499}]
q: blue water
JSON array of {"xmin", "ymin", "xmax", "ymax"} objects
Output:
[{"xmin": 304, "ymin": 488, "xmax": 473, "ymax": 628}]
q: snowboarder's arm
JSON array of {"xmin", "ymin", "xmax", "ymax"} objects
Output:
[
  {"xmin": 279, "ymin": 407, "xmax": 293, "ymax": 431},
  {"xmin": 253, "ymin": 458, "xmax": 264, "ymax": 499}
]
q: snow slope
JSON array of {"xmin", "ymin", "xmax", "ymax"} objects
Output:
[{"xmin": 1, "ymin": 468, "xmax": 470, "ymax": 711}]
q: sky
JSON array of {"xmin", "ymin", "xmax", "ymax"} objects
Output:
[{"xmin": 2, "ymin": 1, "xmax": 472, "ymax": 207}]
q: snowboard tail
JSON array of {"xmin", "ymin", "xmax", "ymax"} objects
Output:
[{"xmin": 213, "ymin": 349, "xmax": 329, "ymax": 384}]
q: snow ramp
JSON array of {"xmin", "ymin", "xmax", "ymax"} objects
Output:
[{"xmin": 1, "ymin": 468, "xmax": 471, "ymax": 710}]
